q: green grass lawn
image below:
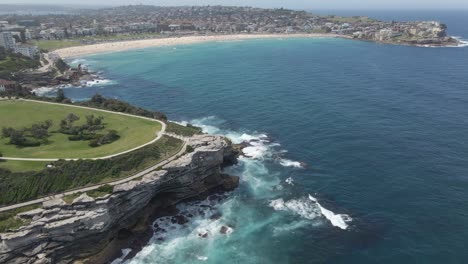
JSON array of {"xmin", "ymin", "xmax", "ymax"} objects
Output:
[
  {"xmin": 166, "ymin": 122, "xmax": 203, "ymax": 137},
  {"xmin": 0, "ymin": 204, "xmax": 39, "ymax": 232},
  {"xmin": 0, "ymin": 56, "xmax": 41, "ymax": 79},
  {"xmin": 31, "ymin": 40, "xmax": 83, "ymax": 51},
  {"xmin": 0, "ymin": 160, "xmax": 49, "ymax": 172},
  {"xmin": 0, "ymin": 100, "xmax": 162, "ymax": 159}
]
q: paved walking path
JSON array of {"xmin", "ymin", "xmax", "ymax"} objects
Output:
[
  {"xmin": 0, "ymin": 99, "xmax": 167, "ymax": 161},
  {"xmin": 0, "ymin": 99, "xmax": 196, "ymax": 213},
  {"xmin": 0, "ymin": 138, "xmax": 189, "ymax": 213}
]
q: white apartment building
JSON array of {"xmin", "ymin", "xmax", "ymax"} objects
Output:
[{"xmin": 0, "ymin": 31, "xmax": 16, "ymax": 50}]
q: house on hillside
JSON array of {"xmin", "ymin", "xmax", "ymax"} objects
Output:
[
  {"xmin": 0, "ymin": 79, "xmax": 16, "ymax": 92},
  {"xmin": 14, "ymin": 44, "xmax": 39, "ymax": 58}
]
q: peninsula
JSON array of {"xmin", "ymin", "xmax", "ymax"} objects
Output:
[{"xmin": 0, "ymin": 92, "xmax": 241, "ymax": 264}]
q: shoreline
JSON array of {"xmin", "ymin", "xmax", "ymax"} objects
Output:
[
  {"xmin": 54, "ymin": 34, "xmax": 347, "ymax": 58},
  {"xmin": 54, "ymin": 33, "xmax": 466, "ymax": 59}
]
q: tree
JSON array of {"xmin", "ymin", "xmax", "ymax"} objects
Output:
[
  {"xmin": 9, "ymin": 130, "xmax": 27, "ymax": 145},
  {"xmin": 56, "ymin": 89, "xmax": 66, "ymax": 102},
  {"xmin": 2, "ymin": 127, "xmax": 14, "ymax": 138},
  {"xmin": 30, "ymin": 125, "xmax": 49, "ymax": 140},
  {"xmin": 66, "ymin": 113, "xmax": 80, "ymax": 124},
  {"xmin": 43, "ymin": 120, "xmax": 53, "ymax": 130}
]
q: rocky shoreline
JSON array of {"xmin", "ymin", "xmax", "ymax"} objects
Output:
[{"xmin": 0, "ymin": 134, "xmax": 242, "ymax": 264}]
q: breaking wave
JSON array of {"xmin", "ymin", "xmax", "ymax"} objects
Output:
[
  {"xmin": 118, "ymin": 116, "xmax": 352, "ymax": 263},
  {"xmin": 123, "ymin": 194, "xmax": 233, "ymax": 264},
  {"xmin": 269, "ymin": 197, "xmax": 321, "ymax": 220},
  {"xmin": 31, "ymin": 78, "xmax": 116, "ymax": 96},
  {"xmin": 279, "ymin": 158, "xmax": 303, "ymax": 168},
  {"xmin": 452, "ymin": 36, "xmax": 468, "ymax": 48},
  {"xmin": 269, "ymin": 195, "xmax": 352, "ymax": 230},
  {"xmin": 309, "ymin": 195, "xmax": 352, "ymax": 230}
]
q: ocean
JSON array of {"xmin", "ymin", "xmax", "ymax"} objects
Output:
[{"xmin": 57, "ymin": 10, "xmax": 468, "ymax": 264}]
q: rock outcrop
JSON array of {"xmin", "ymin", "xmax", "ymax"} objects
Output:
[
  {"xmin": 0, "ymin": 134, "xmax": 239, "ymax": 264},
  {"xmin": 353, "ymin": 21, "xmax": 459, "ymax": 46}
]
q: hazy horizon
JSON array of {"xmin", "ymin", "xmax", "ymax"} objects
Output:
[{"xmin": 1, "ymin": 0, "xmax": 468, "ymax": 10}]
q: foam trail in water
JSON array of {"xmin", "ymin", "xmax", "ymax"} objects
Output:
[
  {"xmin": 309, "ymin": 195, "xmax": 352, "ymax": 230},
  {"xmin": 279, "ymin": 158, "xmax": 303, "ymax": 168}
]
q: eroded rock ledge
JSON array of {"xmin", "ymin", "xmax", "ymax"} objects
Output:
[{"xmin": 0, "ymin": 134, "xmax": 240, "ymax": 264}]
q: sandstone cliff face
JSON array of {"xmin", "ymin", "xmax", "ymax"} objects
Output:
[
  {"xmin": 0, "ymin": 135, "xmax": 239, "ymax": 264},
  {"xmin": 353, "ymin": 21, "xmax": 458, "ymax": 46}
]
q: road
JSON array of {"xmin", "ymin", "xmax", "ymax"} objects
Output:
[{"xmin": 0, "ymin": 99, "xmax": 167, "ymax": 161}]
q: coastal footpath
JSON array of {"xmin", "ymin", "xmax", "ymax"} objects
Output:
[{"xmin": 0, "ymin": 134, "xmax": 241, "ymax": 264}]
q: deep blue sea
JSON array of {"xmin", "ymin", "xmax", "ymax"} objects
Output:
[{"xmin": 56, "ymin": 10, "xmax": 468, "ymax": 264}]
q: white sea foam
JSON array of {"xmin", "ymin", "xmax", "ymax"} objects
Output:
[
  {"xmin": 272, "ymin": 220, "xmax": 310, "ymax": 236},
  {"xmin": 308, "ymin": 195, "xmax": 352, "ymax": 230},
  {"xmin": 242, "ymin": 141, "xmax": 269, "ymax": 159},
  {"xmin": 80, "ymin": 78, "xmax": 116, "ymax": 87},
  {"xmin": 31, "ymin": 86, "xmax": 65, "ymax": 96},
  {"xmin": 126, "ymin": 195, "xmax": 234, "ymax": 263},
  {"xmin": 452, "ymin": 36, "xmax": 468, "ymax": 48},
  {"xmin": 285, "ymin": 177, "xmax": 294, "ymax": 186},
  {"xmin": 31, "ymin": 78, "xmax": 115, "ymax": 96},
  {"xmin": 270, "ymin": 195, "xmax": 352, "ymax": 230},
  {"xmin": 279, "ymin": 159, "xmax": 303, "ymax": 168},
  {"xmin": 269, "ymin": 197, "xmax": 321, "ymax": 220},
  {"xmin": 111, "ymin": 248, "xmax": 132, "ymax": 264}
]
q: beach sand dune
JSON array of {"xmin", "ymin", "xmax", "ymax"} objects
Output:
[{"xmin": 55, "ymin": 34, "xmax": 342, "ymax": 58}]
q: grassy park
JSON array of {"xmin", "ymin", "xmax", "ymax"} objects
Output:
[{"xmin": 0, "ymin": 100, "xmax": 162, "ymax": 160}]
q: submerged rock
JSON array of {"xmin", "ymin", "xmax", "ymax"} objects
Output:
[
  {"xmin": 171, "ymin": 215, "xmax": 189, "ymax": 225},
  {"xmin": 220, "ymin": 226, "xmax": 232, "ymax": 235}
]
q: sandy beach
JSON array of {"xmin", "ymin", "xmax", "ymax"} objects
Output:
[{"xmin": 54, "ymin": 34, "xmax": 344, "ymax": 58}]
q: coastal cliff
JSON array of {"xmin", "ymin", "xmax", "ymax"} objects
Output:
[{"xmin": 0, "ymin": 134, "xmax": 240, "ymax": 264}]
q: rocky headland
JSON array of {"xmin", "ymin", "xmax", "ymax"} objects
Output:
[{"xmin": 0, "ymin": 134, "xmax": 241, "ymax": 264}]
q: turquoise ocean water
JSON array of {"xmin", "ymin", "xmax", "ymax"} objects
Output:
[{"xmin": 55, "ymin": 11, "xmax": 468, "ymax": 264}]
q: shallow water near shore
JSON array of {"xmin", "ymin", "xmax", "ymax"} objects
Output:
[{"xmin": 60, "ymin": 12, "xmax": 468, "ymax": 263}]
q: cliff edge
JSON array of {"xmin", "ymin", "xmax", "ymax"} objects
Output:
[{"xmin": 0, "ymin": 134, "xmax": 240, "ymax": 264}]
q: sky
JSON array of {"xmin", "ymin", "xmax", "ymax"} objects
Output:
[{"xmin": 1, "ymin": 0, "xmax": 468, "ymax": 10}]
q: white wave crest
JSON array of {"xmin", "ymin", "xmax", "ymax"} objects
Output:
[
  {"xmin": 80, "ymin": 78, "xmax": 116, "ymax": 87},
  {"xmin": 31, "ymin": 86, "xmax": 65, "ymax": 96},
  {"xmin": 270, "ymin": 195, "xmax": 352, "ymax": 230},
  {"xmin": 279, "ymin": 159, "xmax": 303, "ymax": 168},
  {"xmin": 309, "ymin": 195, "xmax": 352, "ymax": 230},
  {"xmin": 269, "ymin": 197, "xmax": 321, "ymax": 220},
  {"xmin": 242, "ymin": 141, "xmax": 270, "ymax": 159},
  {"xmin": 452, "ymin": 36, "xmax": 468, "ymax": 48}
]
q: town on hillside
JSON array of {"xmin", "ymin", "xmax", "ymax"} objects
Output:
[
  {"xmin": 0, "ymin": 5, "xmax": 457, "ymax": 47},
  {"xmin": 0, "ymin": 5, "xmax": 459, "ymax": 96}
]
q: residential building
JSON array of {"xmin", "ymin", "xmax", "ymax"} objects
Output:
[
  {"xmin": 14, "ymin": 44, "xmax": 38, "ymax": 58},
  {"xmin": 0, "ymin": 31, "xmax": 16, "ymax": 50}
]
